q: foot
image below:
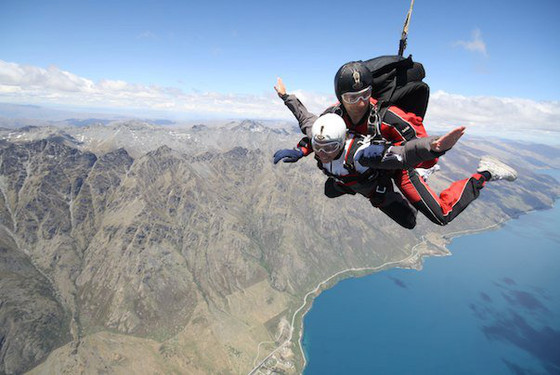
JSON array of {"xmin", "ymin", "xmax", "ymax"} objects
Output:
[{"xmin": 477, "ymin": 156, "xmax": 517, "ymax": 181}]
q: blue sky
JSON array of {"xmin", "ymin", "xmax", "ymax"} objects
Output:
[{"xmin": 1, "ymin": 0, "xmax": 559, "ymax": 137}]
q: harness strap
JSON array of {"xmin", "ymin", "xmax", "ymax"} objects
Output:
[
  {"xmin": 369, "ymin": 172, "xmax": 393, "ymax": 207},
  {"xmin": 317, "ymin": 157, "xmax": 380, "ymax": 185},
  {"xmin": 366, "ymin": 102, "xmax": 389, "ymax": 141},
  {"xmin": 343, "ymin": 137, "xmax": 362, "ymax": 172}
]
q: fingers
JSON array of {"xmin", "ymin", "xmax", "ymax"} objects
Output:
[
  {"xmin": 431, "ymin": 126, "xmax": 467, "ymax": 152},
  {"xmin": 448, "ymin": 126, "xmax": 465, "ymax": 138},
  {"xmin": 434, "ymin": 127, "xmax": 463, "ymax": 151},
  {"xmin": 274, "ymin": 77, "xmax": 281, "ymax": 92},
  {"xmin": 273, "ymin": 149, "xmax": 290, "ymax": 164},
  {"xmin": 447, "ymin": 126, "xmax": 466, "ymax": 142},
  {"xmin": 452, "ymin": 126, "xmax": 466, "ymax": 144},
  {"xmin": 274, "ymin": 77, "xmax": 286, "ymax": 96}
]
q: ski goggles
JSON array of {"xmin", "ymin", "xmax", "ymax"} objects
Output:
[
  {"xmin": 312, "ymin": 139, "xmax": 342, "ymax": 154},
  {"xmin": 341, "ymin": 86, "xmax": 372, "ymax": 104}
]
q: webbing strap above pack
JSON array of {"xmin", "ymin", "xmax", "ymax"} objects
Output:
[{"xmin": 363, "ymin": 55, "xmax": 413, "ymax": 78}]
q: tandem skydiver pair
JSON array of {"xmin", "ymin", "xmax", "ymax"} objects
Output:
[{"xmin": 272, "ymin": 59, "xmax": 517, "ymax": 229}]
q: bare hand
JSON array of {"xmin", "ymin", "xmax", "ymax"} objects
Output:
[
  {"xmin": 430, "ymin": 126, "xmax": 466, "ymax": 152},
  {"xmin": 274, "ymin": 77, "xmax": 287, "ymax": 97}
]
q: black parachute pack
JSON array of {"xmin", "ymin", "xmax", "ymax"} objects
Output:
[{"xmin": 360, "ymin": 55, "xmax": 429, "ymax": 119}]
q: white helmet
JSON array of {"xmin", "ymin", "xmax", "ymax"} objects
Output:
[{"xmin": 311, "ymin": 114, "xmax": 346, "ymax": 155}]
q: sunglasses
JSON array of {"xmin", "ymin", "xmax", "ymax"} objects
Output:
[{"xmin": 341, "ymin": 86, "xmax": 372, "ymax": 104}]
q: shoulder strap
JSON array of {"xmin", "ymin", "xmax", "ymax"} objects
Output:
[
  {"xmin": 377, "ymin": 102, "xmax": 391, "ymax": 128},
  {"xmin": 366, "ymin": 103, "xmax": 387, "ymax": 140},
  {"xmin": 321, "ymin": 104, "xmax": 344, "ymax": 117},
  {"xmin": 343, "ymin": 137, "xmax": 362, "ymax": 173},
  {"xmin": 382, "ymin": 108, "xmax": 416, "ymax": 141}
]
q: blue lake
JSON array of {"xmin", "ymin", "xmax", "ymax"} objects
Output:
[{"xmin": 303, "ymin": 172, "xmax": 560, "ymax": 375}]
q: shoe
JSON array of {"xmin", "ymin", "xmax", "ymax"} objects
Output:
[
  {"xmin": 416, "ymin": 164, "xmax": 440, "ymax": 180},
  {"xmin": 477, "ymin": 156, "xmax": 517, "ymax": 181}
]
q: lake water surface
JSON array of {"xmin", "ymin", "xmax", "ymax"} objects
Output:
[{"xmin": 303, "ymin": 171, "xmax": 560, "ymax": 375}]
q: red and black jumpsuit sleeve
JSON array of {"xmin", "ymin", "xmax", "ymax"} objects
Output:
[
  {"xmin": 380, "ymin": 105, "xmax": 436, "ymax": 168},
  {"xmin": 381, "ymin": 106, "xmax": 487, "ymax": 226}
]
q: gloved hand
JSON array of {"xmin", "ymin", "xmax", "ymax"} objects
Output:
[
  {"xmin": 359, "ymin": 143, "xmax": 386, "ymax": 165},
  {"xmin": 273, "ymin": 148, "xmax": 304, "ymax": 164}
]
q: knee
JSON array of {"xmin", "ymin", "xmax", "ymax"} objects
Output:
[
  {"xmin": 324, "ymin": 178, "xmax": 352, "ymax": 198},
  {"xmin": 379, "ymin": 200, "xmax": 417, "ymax": 229},
  {"xmin": 401, "ymin": 216, "xmax": 417, "ymax": 229},
  {"xmin": 412, "ymin": 203, "xmax": 449, "ymax": 226},
  {"xmin": 324, "ymin": 188, "xmax": 345, "ymax": 198}
]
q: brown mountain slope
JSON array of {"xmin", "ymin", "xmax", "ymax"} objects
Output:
[{"xmin": 0, "ymin": 123, "xmax": 558, "ymax": 374}]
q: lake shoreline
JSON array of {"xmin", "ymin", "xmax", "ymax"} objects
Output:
[{"xmin": 293, "ymin": 203, "xmax": 560, "ymax": 373}]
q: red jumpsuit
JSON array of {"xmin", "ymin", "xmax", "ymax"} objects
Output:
[
  {"xmin": 323, "ymin": 98, "xmax": 487, "ymax": 226},
  {"xmin": 283, "ymin": 93, "xmax": 487, "ymax": 226}
]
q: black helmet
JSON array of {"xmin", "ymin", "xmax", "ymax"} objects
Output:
[{"xmin": 334, "ymin": 62, "xmax": 373, "ymax": 103}]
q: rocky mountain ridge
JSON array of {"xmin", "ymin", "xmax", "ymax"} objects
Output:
[{"xmin": 0, "ymin": 120, "xmax": 559, "ymax": 374}]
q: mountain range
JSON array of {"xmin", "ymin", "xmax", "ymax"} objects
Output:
[{"xmin": 1, "ymin": 120, "xmax": 559, "ymax": 374}]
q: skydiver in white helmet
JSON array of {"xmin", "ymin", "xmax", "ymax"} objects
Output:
[{"xmin": 277, "ymin": 108, "xmax": 465, "ymax": 228}]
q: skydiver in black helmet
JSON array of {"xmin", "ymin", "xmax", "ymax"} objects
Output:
[
  {"xmin": 274, "ymin": 65, "xmax": 517, "ymax": 227},
  {"xmin": 274, "ymin": 77, "xmax": 466, "ymax": 229}
]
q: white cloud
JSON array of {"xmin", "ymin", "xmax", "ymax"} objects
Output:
[
  {"xmin": 0, "ymin": 59, "xmax": 303, "ymax": 119},
  {"xmin": 425, "ymin": 90, "xmax": 560, "ymax": 142},
  {"xmin": 137, "ymin": 31, "xmax": 158, "ymax": 40},
  {"xmin": 1, "ymin": 59, "xmax": 558, "ymax": 143},
  {"xmin": 454, "ymin": 28, "xmax": 488, "ymax": 56},
  {"xmin": 0, "ymin": 60, "xmax": 95, "ymax": 92}
]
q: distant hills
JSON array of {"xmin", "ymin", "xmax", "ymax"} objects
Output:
[
  {"xmin": 0, "ymin": 102, "xmax": 295, "ymax": 130},
  {"xmin": 0, "ymin": 102, "xmax": 177, "ymax": 129},
  {"xmin": 1, "ymin": 120, "xmax": 559, "ymax": 374}
]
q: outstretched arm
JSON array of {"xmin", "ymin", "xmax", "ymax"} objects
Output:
[
  {"xmin": 273, "ymin": 78, "xmax": 316, "ymax": 164},
  {"xmin": 430, "ymin": 126, "xmax": 465, "ymax": 153},
  {"xmin": 358, "ymin": 126, "xmax": 466, "ymax": 169},
  {"xmin": 275, "ymin": 77, "xmax": 318, "ymax": 138}
]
